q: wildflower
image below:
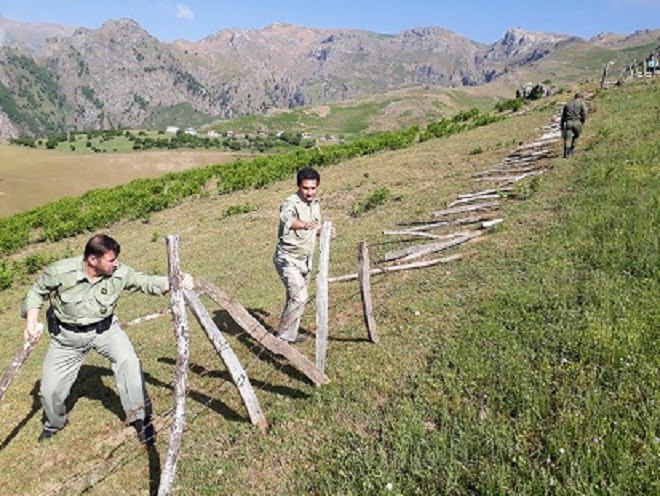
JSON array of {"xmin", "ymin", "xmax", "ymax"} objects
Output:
[{"xmin": 386, "ymin": 482, "xmax": 394, "ymax": 491}]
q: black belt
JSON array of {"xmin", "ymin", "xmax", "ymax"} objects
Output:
[{"xmin": 58, "ymin": 314, "xmax": 114, "ymax": 334}]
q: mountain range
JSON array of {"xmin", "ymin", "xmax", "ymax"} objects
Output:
[{"xmin": 0, "ymin": 16, "xmax": 658, "ymax": 138}]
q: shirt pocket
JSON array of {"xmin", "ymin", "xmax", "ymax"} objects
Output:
[{"xmin": 58, "ymin": 289, "xmax": 86, "ymax": 316}]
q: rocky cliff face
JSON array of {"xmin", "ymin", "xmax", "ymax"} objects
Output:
[
  {"xmin": 481, "ymin": 27, "xmax": 572, "ymax": 70},
  {"xmin": 0, "ymin": 19, "xmax": 605, "ymax": 137}
]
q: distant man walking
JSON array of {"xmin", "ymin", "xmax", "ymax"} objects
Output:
[
  {"xmin": 561, "ymin": 92, "xmax": 588, "ymax": 157},
  {"xmin": 273, "ymin": 167, "xmax": 323, "ymax": 343},
  {"xmin": 21, "ymin": 234, "xmax": 192, "ymax": 445}
]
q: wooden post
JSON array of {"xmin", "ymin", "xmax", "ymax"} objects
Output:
[
  {"xmin": 0, "ymin": 328, "xmax": 41, "ymax": 403},
  {"xmin": 196, "ymin": 278, "xmax": 329, "ymax": 386},
  {"xmin": 184, "ymin": 289, "xmax": 269, "ymax": 433},
  {"xmin": 358, "ymin": 241, "xmax": 378, "ymax": 343},
  {"xmin": 158, "ymin": 235, "xmax": 190, "ymax": 496},
  {"xmin": 315, "ymin": 221, "xmax": 332, "ymax": 373}
]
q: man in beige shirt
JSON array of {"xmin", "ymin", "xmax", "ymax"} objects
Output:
[{"xmin": 273, "ymin": 167, "xmax": 322, "ymax": 343}]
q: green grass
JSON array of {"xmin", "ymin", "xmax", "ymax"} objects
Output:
[
  {"xmin": 0, "ymin": 80, "xmax": 656, "ymax": 495},
  {"xmin": 299, "ymin": 80, "xmax": 660, "ymax": 495}
]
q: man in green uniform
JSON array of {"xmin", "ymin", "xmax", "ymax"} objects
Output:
[
  {"xmin": 273, "ymin": 167, "xmax": 323, "ymax": 343},
  {"xmin": 561, "ymin": 92, "xmax": 588, "ymax": 157},
  {"xmin": 21, "ymin": 234, "xmax": 192, "ymax": 444}
]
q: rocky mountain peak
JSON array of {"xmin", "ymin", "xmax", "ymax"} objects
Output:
[
  {"xmin": 484, "ymin": 27, "xmax": 570, "ymax": 61},
  {"xmin": 500, "ymin": 27, "xmax": 568, "ymax": 49}
]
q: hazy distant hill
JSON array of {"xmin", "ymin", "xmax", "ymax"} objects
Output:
[{"xmin": 0, "ymin": 17, "xmax": 657, "ymax": 138}]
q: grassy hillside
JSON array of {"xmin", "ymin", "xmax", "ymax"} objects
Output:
[
  {"xmin": 204, "ymin": 82, "xmax": 514, "ymax": 137},
  {"xmin": 0, "ymin": 79, "xmax": 657, "ymax": 495}
]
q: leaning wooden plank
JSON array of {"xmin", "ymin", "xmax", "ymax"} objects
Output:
[
  {"xmin": 473, "ymin": 170, "xmax": 544, "ymax": 183},
  {"xmin": 515, "ymin": 138, "xmax": 559, "ymax": 151},
  {"xmin": 433, "ymin": 201, "xmax": 500, "ymax": 218},
  {"xmin": 382, "ymin": 230, "xmax": 470, "ymax": 240},
  {"xmin": 448, "ymin": 193, "xmax": 501, "ymax": 207},
  {"xmin": 402, "ymin": 215, "xmax": 495, "ymax": 233},
  {"xmin": 508, "ymin": 148, "xmax": 553, "ymax": 158},
  {"xmin": 482, "ymin": 218, "xmax": 504, "ymax": 229},
  {"xmin": 384, "ymin": 230, "xmax": 484, "ymax": 262},
  {"xmin": 184, "ymin": 289, "xmax": 269, "ymax": 433},
  {"xmin": 158, "ymin": 235, "xmax": 190, "ymax": 496},
  {"xmin": 0, "ymin": 326, "xmax": 41, "ymax": 403},
  {"xmin": 329, "ymin": 252, "xmax": 467, "ymax": 283},
  {"xmin": 196, "ymin": 277, "xmax": 329, "ymax": 386},
  {"xmin": 316, "ymin": 221, "xmax": 332, "ymax": 373},
  {"xmin": 357, "ymin": 241, "xmax": 378, "ymax": 343},
  {"xmin": 503, "ymin": 155, "xmax": 548, "ymax": 164},
  {"xmin": 456, "ymin": 187, "xmax": 513, "ymax": 199},
  {"xmin": 475, "ymin": 165, "xmax": 547, "ymax": 177}
]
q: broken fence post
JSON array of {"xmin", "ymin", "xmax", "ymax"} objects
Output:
[
  {"xmin": 315, "ymin": 221, "xmax": 332, "ymax": 373},
  {"xmin": 184, "ymin": 289, "xmax": 268, "ymax": 433},
  {"xmin": 158, "ymin": 235, "xmax": 190, "ymax": 496},
  {"xmin": 358, "ymin": 241, "xmax": 378, "ymax": 343}
]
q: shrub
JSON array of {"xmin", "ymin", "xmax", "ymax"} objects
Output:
[
  {"xmin": 222, "ymin": 203, "xmax": 258, "ymax": 218},
  {"xmin": 350, "ymin": 187, "xmax": 391, "ymax": 217}
]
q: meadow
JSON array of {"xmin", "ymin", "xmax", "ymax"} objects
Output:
[
  {"xmin": 0, "ymin": 145, "xmax": 246, "ymax": 217},
  {"xmin": 0, "ymin": 79, "xmax": 656, "ymax": 495}
]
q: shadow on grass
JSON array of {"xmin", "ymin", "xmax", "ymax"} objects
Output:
[
  {"xmin": 200, "ymin": 306, "xmax": 318, "ymax": 390},
  {"xmin": 158, "ymin": 357, "xmax": 309, "ymax": 401},
  {"xmin": 148, "ymin": 444, "xmax": 161, "ymax": 496},
  {"xmin": 66, "ymin": 365, "xmax": 125, "ymax": 419},
  {"xmin": 0, "ymin": 381, "xmax": 40, "ymax": 450},
  {"xmin": 147, "ymin": 366, "xmax": 245, "ymax": 423}
]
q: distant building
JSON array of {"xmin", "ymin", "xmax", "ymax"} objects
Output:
[
  {"xmin": 165, "ymin": 126, "xmax": 180, "ymax": 134},
  {"xmin": 184, "ymin": 127, "xmax": 198, "ymax": 136},
  {"xmin": 207, "ymin": 130, "xmax": 221, "ymax": 138}
]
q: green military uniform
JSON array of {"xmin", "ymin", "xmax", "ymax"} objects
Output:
[
  {"xmin": 273, "ymin": 192, "xmax": 321, "ymax": 341},
  {"xmin": 561, "ymin": 97, "xmax": 588, "ymax": 155},
  {"xmin": 21, "ymin": 256, "xmax": 167, "ymax": 434}
]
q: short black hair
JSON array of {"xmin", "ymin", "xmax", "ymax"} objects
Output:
[
  {"xmin": 84, "ymin": 234, "xmax": 121, "ymax": 259},
  {"xmin": 297, "ymin": 167, "xmax": 320, "ymax": 186}
]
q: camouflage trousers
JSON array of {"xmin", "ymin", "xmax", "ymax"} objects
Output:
[
  {"xmin": 273, "ymin": 256, "xmax": 311, "ymax": 342},
  {"xmin": 562, "ymin": 120, "xmax": 583, "ymax": 154}
]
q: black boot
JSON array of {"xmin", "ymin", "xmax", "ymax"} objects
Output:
[
  {"xmin": 38, "ymin": 428, "xmax": 58, "ymax": 443},
  {"xmin": 38, "ymin": 419, "xmax": 68, "ymax": 443},
  {"xmin": 131, "ymin": 416, "xmax": 156, "ymax": 446}
]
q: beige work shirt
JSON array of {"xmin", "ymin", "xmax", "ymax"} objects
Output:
[
  {"xmin": 274, "ymin": 193, "xmax": 321, "ymax": 273},
  {"xmin": 21, "ymin": 256, "xmax": 167, "ymax": 325}
]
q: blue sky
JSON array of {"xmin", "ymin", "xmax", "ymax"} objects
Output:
[{"xmin": 1, "ymin": 0, "xmax": 658, "ymax": 43}]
